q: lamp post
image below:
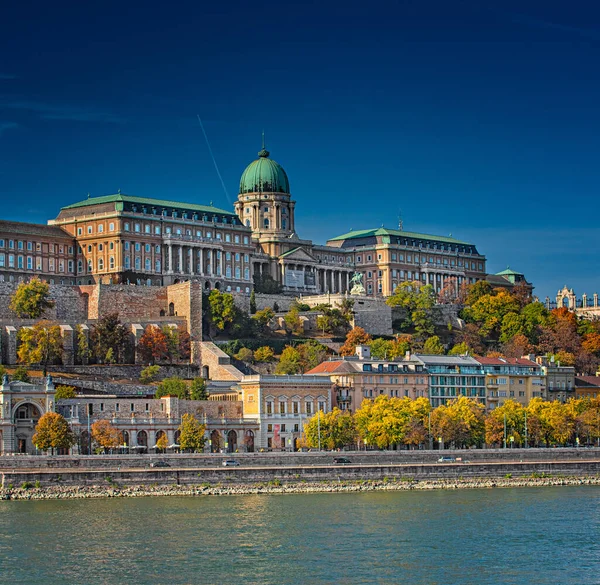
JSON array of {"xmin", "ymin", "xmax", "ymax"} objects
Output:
[
  {"xmin": 87, "ymin": 404, "xmax": 91, "ymax": 455},
  {"xmin": 524, "ymin": 411, "xmax": 528, "ymax": 448},
  {"xmin": 428, "ymin": 411, "xmax": 432, "ymax": 450},
  {"xmin": 503, "ymin": 414, "xmax": 507, "ymax": 449},
  {"xmin": 317, "ymin": 410, "xmax": 321, "ymax": 451}
]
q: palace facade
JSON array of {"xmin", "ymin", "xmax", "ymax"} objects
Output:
[{"xmin": 0, "ymin": 140, "xmax": 495, "ymax": 297}]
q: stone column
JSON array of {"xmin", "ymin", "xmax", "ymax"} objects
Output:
[
  {"xmin": 78, "ymin": 324, "xmax": 90, "ymax": 365},
  {"xmin": 60, "ymin": 325, "xmax": 75, "ymax": 366},
  {"xmin": 168, "ymin": 243, "xmax": 173, "ymax": 273},
  {"xmin": 178, "ymin": 246, "xmax": 183, "ymax": 274},
  {"xmin": 582, "ymin": 293, "xmax": 588, "ymax": 308},
  {"xmin": 338, "ymin": 271, "xmax": 342, "ymax": 293},
  {"xmin": 199, "ymin": 248, "xmax": 204, "ymax": 275},
  {"xmin": 594, "ymin": 293, "xmax": 598, "ymax": 308},
  {"xmin": 131, "ymin": 324, "xmax": 144, "ymax": 364},
  {"xmin": 5, "ymin": 326, "xmax": 18, "ymax": 365}
]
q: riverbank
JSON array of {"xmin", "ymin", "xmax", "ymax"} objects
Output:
[{"xmin": 2, "ymin": 475, "xmax": 600, "ymax": 500}]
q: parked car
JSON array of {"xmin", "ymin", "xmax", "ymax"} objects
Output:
[
  {"xmin": 150, "ymin": 461, "xmax": 171, "ymax": 468},
  {"xmin": 437, "ymin": 456, "xmax": 456, "ymax": 463},
  {"xmin": 333, "ymin": 457, "xmax": 351, "ymax": 464},
  {"xmin": 222, "ymin": 459, "xmax": 240, "ymax": 467}
]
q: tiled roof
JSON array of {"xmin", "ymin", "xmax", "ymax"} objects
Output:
[
  {"xmin": 60, "ymin": 193, "xmax": 236, "ymax": 216},
  {"xmin": 327, "ymin": 227, "xmax": 471, "ymax": 245},
  {"xmin": 575, "ymin": 376, "xmax": 600, "ymax": 388},
  {"xmin": 305, "ymin": 361, "xmax": 357, "ymax": 374},
  {"xmin": 0, "ymin": 219, "xmax": 73, "ymax": 239}
]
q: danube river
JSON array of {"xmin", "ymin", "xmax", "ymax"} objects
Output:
[{"xmin": 1, "ymin": 487, "xmax": 598, "ymax": 584}]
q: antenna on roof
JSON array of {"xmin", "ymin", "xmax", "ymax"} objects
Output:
[
  {"xmin": 398, "ymin": 210, "xmax": 403, "ymax": 231},
  {"xmin": 196, "ymin": 115, "xmax": 231, "ymax": 205}
]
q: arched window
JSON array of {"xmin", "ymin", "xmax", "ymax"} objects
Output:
[
  {"xmin": 264, "ymin": 218, "xmax": 269, "ymax": 228},
  {"xmin": 145, "ymin": 258, "xmax": 151, "ymax": 271}
]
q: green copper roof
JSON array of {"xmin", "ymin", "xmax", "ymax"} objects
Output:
[
  {"xmin": 61, "ymin": 193, "xmax": 236, "ymax": 216},
  {"xmin": 496, "ymin": 267, "xmax": 523, "ymax": 276},
  {"xmin": 328, "ymin": 227, "xmax": 472, "ymax": 245},
  {"xmin": 239, "ymin": 146, "xmax": 290, "ymax": 194}
]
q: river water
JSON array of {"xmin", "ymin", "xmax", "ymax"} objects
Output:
[{"xmin": 1, "ymin": 487, "xmax": 599, "ymax": 584}]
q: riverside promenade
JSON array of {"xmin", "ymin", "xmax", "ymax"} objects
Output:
[{"xmin": 2, "ymin": 449, "xmax": 600, "ymax": 497}]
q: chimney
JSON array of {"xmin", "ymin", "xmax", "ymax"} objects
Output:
[{"xmin": 355, "ymin": 345, "xmax": 371, "ymax": 360}]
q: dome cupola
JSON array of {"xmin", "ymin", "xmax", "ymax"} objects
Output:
[{"xmin": 239, "ymin": 140, "xmax": 290, "ymax": 194}]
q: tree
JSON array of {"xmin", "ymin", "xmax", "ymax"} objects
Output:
[
  {"xmin": 254, "ymin": 346, "xmax": 275, "ymax": 362},
  {"xmin": 463, "ymin": 290, "xmax": 521, "ymax": 338},
  {"xmin": 297, "ymin": 341, "xmax": 327, "ymax": 372},
  {"xmin": 17, "ymin": 320, "xmax": 63, "ymax": 376},
  {"xmin": 75, "ymin": 324, "xmax": 91, "ymax": 364},
  {"xmin": 155, "ymin": 377, "xmax": 188, "ymax": 399},
  {"xmin": 138, "ymin": 325, "xmax": 168, "ymax": 365},
  {"xmin": 12, "ymin": 366, "xmax": 30, "ymax": 382},
  {"xmin": 249, "ymin": 289, "xmax": 257, "ymax": 314},
  {"xmin": 340, "ymin": 327, "xmax": 372, "ymax": 356},
  {"xmin": 502, "ymin": 334, "xmax": 532, "ymax": 358},
  {"xmin": 465, "ymin": 280, "xmax": 493, "ymax": 306},
  {"xmin": 33, "ymin": 412, "xmax": 75, "ymax": 454},
  {"xmin": 283, "ymin": 306, "xmax": 303, "ymax": 337},
  {"xmin": 276, "ymin": 345, "xmax": 302, "ymax": 374},
  {"xmin": 430, "ymin": 396, "xmax": 485, "ymax": 448},
  {"xmin": 190, "ymin": 377, "xmax": 208, "ymax": 400},
  {"xmin": 91, "ymin": 419, "xmax": 123, "ymax": 452},
  {"xmin": 54, "ymin": 385, "xmax": 77, "ymax": 401},
  {"xmin": 252, "ymin": 308, "xmax": 275, "ymax": 334},
  {"xmin": 207, "ymin": 289, "xmax": 237, "ymax": 332},
  {"xmin": 438, "ymin": 277, "xmax": 465, "ymax": 305},
  {"xmin": 582, "ymin": 333, "xmax": 600, "ymax": 356},
  {"xmin": 156, "ymin": 433, "xmax": 169, "ymax": 451},
  {"xmin": 178, "ymin": 413, "xmax": 207, "ymax": 452},
  {"xmin": 304, "ymin": 408, "xmax": 357, "ymax": 449},
  {"xmin": 448, "ymin": 342, "xmax": 471, "ymax": 356},
  {"xmin": 387, "ymin": 281, "xmax": 436, "ymax": 340},
  {"xmin": 140, "ymin": 365, "xmax": 161, "ymax": 384},
  {"xmin": 9, "ymin": 278, "xmax": 55, "ymax": 318},
  {"xmin": 423, "ymin": 336, "xmax": 444, "ymax": 355},
  {"xmin": 91, "ymin": 313, "xmax": 129, "ymax": 364},
  {"xmin": 485, "ymin": 400, "xmax": 526, "ymax": 446},
  {"xmin": 253, "ymin": 273, "xmax": 282, "ymax": 294},
  {"xmin": 235, "ymin": 347, "xmax": 254, "ymax": 363}
]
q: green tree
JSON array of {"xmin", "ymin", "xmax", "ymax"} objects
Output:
[
  {"xmin": 91, "ymin": 313, "xmax": 129, "ymax": 364},
  {"xmin": 423, "ymin": 335, "xmax": 444, "ymax": 355},
  {"xmin": 17, "ymin": 320, "xmax": 63, "ymax": 376},
  {"xmin": 235, "ymin": 347, "xmax": 255, "ymax": 363},
  {"xmin": 75, "ymin": 324, "xmax": 91, "ymax": 364},
  {"xmin": 283, "ymin": 306, "xmax": 303, "ymax": 337},
  {"xmin": 249, "ymin": 289, "xmax": 257, "ymax": 314},
  {"xmin": 0, "ymin": 365, "xmax": 6, "ymax": 380},
  {"xmin": 12, "ymin": 366, "xmax": 30, "ymax": 382},
  {"xmin": 139, "ymin": 364, "xmax": 161, "ymax": 384},
  {"xmin": 463, "ymin": 290, "xmax": 521, "ymax": 338},
  {"xmin": 178, "ymin": 413, "xmax": 207, "ymax": 452},
  {"xmin": 33, "ymin": 412, "xmax": 75, "ymax": 454},
  {"xmin": 465, "ymin": 280, "xmax": 493, "ymax": 306},
  {"xmin": 9, "ymin": 278, "xmax": 55, "ymax": 318},
  {"xmin": 304, "ymin": 408, "xmax": 357, "ymax": 449},
  {"xmin": 155, "ymin": 377, "xmax": 188, "ymax": 399},
  {"xmin": 207, "ymin": 289, "xmax": 237, "ymax": 332},
  {"xmin": 253, "ymin": 273, "xmax": 282, "ymax": 294},
  {"xmin": 276, "ymin": 345, "xmax": 302, "ymax": 374},
  {"xmin": 386, "ymin": 281, "xmax": 436, "ymax": 339},
  {"xmin": 252, "ymin": 307, "xmax": 275, "ymax": 334},
  {"xmin": 448, "ymin": 342, "xmax": 471, "ymax": 356},
  {"xmin": 54, "ymin": 385, "xmax": 77, "ymax": 401},
  {"xmin": 190, "ymin": 377, "xmax": 208, "ymax": 400},
  {"xmin": 254, "ymin": 346, "xmax": 275, "ymax": 362},
  {"xmin": 297, "ymin": 341, "xmax": 327, "ymax": 372}
]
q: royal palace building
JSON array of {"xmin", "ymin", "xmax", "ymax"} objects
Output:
[{"xmin": 0, "ymin": 140, "xmax": 490, "ymax": 297}]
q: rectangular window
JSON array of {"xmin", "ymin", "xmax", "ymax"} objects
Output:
[
  {"xmin": 279, "ymin": 402, "xmax": 286, "ymax": 414},
  {"xmin": 266, "ymin": 402, "xmax": 273, "ymax": 415},
  {"xmin": 306, "ymin": 402, "xmax": 312, "ymax": 415}
]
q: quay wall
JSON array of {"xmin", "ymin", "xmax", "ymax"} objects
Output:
[{"xmin": 2, "ymin": 459, "xmax": 600, "ymax": 488}]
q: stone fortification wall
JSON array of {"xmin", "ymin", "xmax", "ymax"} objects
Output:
[
  {"xmin": 85, "ymin": 284, "xmax": 168, "ymax": 321},
  {"xmin": 0, "ymin": 282, "xmax": 88, "ymax": 322},
  {"xmin": 231, "ymin": 292, "xmax": 295, "ymax": 314},
  {"xmin": 198, "ymin": 342, "xmax": 244, "ymax": 381},
  {"xmin": 167, "ymin": 281, "xmax": 203, "ymax": 361}
]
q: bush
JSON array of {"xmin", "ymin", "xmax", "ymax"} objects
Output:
[
  {"xmin": 55, "ymin": 385, "xmax": 77, "ymax": 400},
  {"xmin": 140, "ymin": 365, "xmax": 161, "ymax": 384},
  {"xmin": 0, "ymin": 365, "xmax": 6, "ymax": 379},
  {"xmin": 13, "ymin": 366, "xmax": 30, "ymax": 382},
  {"xmin": 234, "ymin": 347, "xmax": 254, "ymax": 363}
]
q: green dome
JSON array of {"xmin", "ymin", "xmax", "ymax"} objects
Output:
[{"xmin": 239, "ymin": 147, "xmax": 290, "ymax": 194}]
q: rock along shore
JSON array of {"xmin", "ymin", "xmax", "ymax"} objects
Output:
[{"xmin": 2, "ymin": 476, "xmax": 600, "ymax": 501}]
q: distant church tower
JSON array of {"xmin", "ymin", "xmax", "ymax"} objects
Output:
[{"xmin": 234, "ymin": 137, "xmax": 295, "ymax": 238}]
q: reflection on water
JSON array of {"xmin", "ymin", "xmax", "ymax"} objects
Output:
[{"xmin": 1, "ymin": 487, "xmax": 599, "ymax": 585}]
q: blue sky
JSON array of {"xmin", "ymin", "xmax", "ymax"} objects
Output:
[{"xmin": 1, "ymin": 0, "xmax": 599, "ymax": 300}]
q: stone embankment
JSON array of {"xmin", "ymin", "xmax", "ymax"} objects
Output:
[{"xmin": 2, "ymin": 476, "xmax": 599, "ymax": 501}]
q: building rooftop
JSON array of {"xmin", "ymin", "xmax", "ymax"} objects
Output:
[
  {"xmin": 575, "ymin": 376, "xmax": 600, "ymax": 388},
  {"xmin": 60, "ymin": 193, "xmax": 236, "ymax": 216},
  {"xmin": 306, "ymin": 361, "xmax": 358, "ymax": 375},
  {"xmin": 327, "ymin": 227, "xmax": 472, "ymax": 245},
  {"xmin": 0, "ymin": 219, "xmax": 73, "ymax": 239},
  {"xmin": 476, "ymin": 357, "xmax": 539, "ymax": 367}
]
